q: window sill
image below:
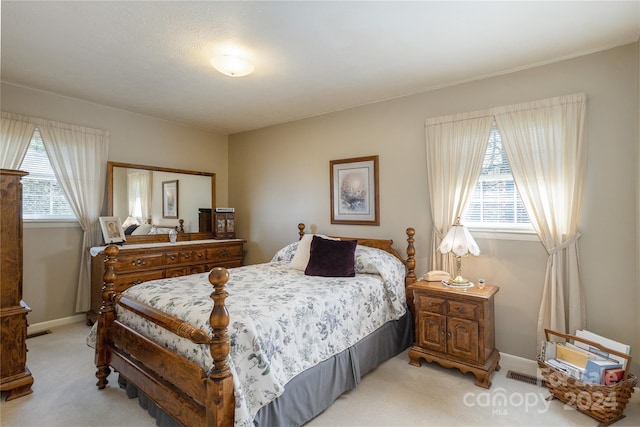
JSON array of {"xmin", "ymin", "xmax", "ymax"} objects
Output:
[
  {"xmin": 24, "ymin": 220, "xmax": 80, "ymax": 229},
  {"xmin": 468, "ymin": 228, "xmax": 540, "ymax": 242}
]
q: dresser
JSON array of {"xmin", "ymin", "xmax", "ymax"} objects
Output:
[
  {"xmin": 0, "ymin": 169, "xmax": 34, "ymax": 400},
  {"xmin": 408, "ymin": 280, "xmax": 500, "ymax": 388},
  {"xmin": 87, "ymin": 239, "xmax": 245, "ymax": 324}
]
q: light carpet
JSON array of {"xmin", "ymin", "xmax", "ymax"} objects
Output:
[{"xmin": 1, "ymin": 321, "xmax": 638, "ymax": 426}]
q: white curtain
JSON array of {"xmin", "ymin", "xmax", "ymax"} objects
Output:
[
  {"xmin": 38, "ymin": 122, "xmax": 109, "ymax": 313},
  {"xmin": 1, "ymin": 112, "xmax": 36, "ymax": 169},
  {"xmin": 425, "ymin": 114, "xmax": 494, "ymax": 272},
  {"xmin": 494, "ymin": 93, "xmax": 587, "ymax": 343},
  {"xmin": 128, "ymin": 170, "xmax": 152, "ymax": 222}
]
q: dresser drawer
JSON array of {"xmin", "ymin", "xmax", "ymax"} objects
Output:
[
  {"xmin": 207, "ymin": 245, "xmax": 243, "ymax": 261},
  {"xmin": 115, "ymin": 270, "xmax": 165, "ymax": 292},
  {"xmin": 116, "ymin": 253, "xmax": 164, "ymax": 272},
  {"xmin": 166, "ymin": 249, "xmax": 207, "ymax": 265},
  {"xmin": 415, "ymin": 294, "xmax": 445, "ymax": 314},
  {"xmin": 447, "ymin": 300, "xmax": 479, "ymax": 320}
]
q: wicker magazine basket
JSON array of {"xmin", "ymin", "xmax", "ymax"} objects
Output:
[{"xmin": 537, "ymin": 329, "xmax": 637, "ymax": 425}]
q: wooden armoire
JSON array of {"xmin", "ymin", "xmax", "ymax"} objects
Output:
[{"xmin": 0, "ymin": 169, "xmax": 34, "ymax": 400}]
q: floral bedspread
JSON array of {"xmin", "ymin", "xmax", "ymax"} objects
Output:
[{"xmin": 89, "ymin": 244, "xmax": 407, "ymax": 426}]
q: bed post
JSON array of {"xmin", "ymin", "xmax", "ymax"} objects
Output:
[
  {"xmin": 206, "ymin": 267, "xmax": 234, "ymax": 427},
  {"xmin": 95, "ymin": 244, "xmax": 118, "ymax": 389},
  {"xmin": 404, "ymin": 228, "xmax": 416, "ymax": 317},
  {"xmin": 298, "ymin": 223, "xmax": 305, "ymax": 240}
]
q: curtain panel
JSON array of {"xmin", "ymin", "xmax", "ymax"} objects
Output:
[
  {"xmin": 424, "ymin": 114, "xmax": 493, "ymax": 271},
  {"xmin": 2, "ymin": 112, "xmax": 110, "ymax": 313},
  {"xmin": 494, "ymin": 93, "xmax": 587, "ymax": 344},
  {"xmin": 1, "ymin": 112, "xmax": 36, "ymax": 169}
]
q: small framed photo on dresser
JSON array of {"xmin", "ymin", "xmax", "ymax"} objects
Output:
[{"xmin": 99, "ymin": 216, "xmax": 125, "ymax": 245}]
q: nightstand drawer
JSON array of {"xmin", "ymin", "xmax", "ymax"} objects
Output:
[
  {"xmin": 415, "ymin": 294, "xmax": 445, "ymax": 314},
  {"xmin": 447, "ymin": 300, "xmax": 479, "ymax": 320}
]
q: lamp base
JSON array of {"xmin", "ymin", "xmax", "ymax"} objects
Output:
[{"xmin": 445, "ymin": 275, "xmax": 472, "ymax": 287}]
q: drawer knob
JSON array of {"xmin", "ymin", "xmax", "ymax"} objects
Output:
[
  {"xmin": 197, "ymin": 253, "xmax": 203, "ymax": 258},
  {"xmin": 220, "ymin": 249, "xmax": 229, "ymax": 257},
  {"xmin": 171, "ymin": 255, "xmax": 176, "ymax": 260},
  {"xmin": 428, "ymin": 302, "xmax": 433, "ymax": 307},
  {"xmin": 132, "ymin": 259, "xmax": 146, "ymax": 266},
  {"xmin": 457, "ymin": 307, "xmax": 464, "ymax": 313},
  {"xmin": 184, "ymin": 254, "xmax": 190, "ymax": 259},
  {"xmin": 133, "ymin": 279, "xmax": 143, "ymax": 285}
]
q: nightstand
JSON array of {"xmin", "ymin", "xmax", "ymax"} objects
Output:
[{"xmin": 408, "ymin": 280, "xmax": 500, "ymax": 388}]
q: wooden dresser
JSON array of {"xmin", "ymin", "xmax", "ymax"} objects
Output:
[
  {"xmin": 87, "ymin": 239, "xmax": 245, "ymax": 324},
  {"xmin": 408, "ymin": 280, "xmax": 500, "ymax": 388},
  {"xmin": 0, "ymin": 169, "xmax": 34, "ymax": 400}
]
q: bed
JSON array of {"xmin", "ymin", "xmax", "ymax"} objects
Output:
[{"xmin": 92, "ymin": 224, "xmax": 416, "ymax": 426}]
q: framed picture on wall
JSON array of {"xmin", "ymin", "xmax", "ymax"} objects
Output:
[
  {"xmin": 99, "ymin": 216, "xmax": 126, "ymax": 244},
  {"xmin": 162, "ymin": 180, "xmax": 179, "ymax": 219},
  {"xmin": 330, "ymin": 155, "xmax": 379, "ymax": 225}
]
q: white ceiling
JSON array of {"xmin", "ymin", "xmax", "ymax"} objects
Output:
[{"xmin": 2, "ymin": 1, "xmax": 639, "ymax": 135}]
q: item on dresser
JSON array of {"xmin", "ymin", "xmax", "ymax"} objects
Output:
[
  {"xmin": 86, "ymin": 238, "xmax": 245, "ymax": 325},
  {"xmin": 408, "ymin": 280, "xmax": 500, "ymax": 388},
  {"xmin": 89, "ymin": 224, "xmax": 416, "ymax": 427},
  {"xmin": 213, "ymin": 210, "xmax": 235, "ymax": 239},
  {"xmin": 0, "ymin": 169, "xmax": 34, "ymax": 400}
]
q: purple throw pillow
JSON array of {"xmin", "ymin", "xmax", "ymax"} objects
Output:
[{"xmin": 304, "ymin": 235, "xmax": 357, "ymax": 277}]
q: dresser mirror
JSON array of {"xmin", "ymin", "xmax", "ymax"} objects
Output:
[{"xmin": 107, "ymin": 161, "xmax": 216, "ymax": 244}]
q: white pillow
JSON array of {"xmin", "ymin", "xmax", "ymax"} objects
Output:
[
  {"xmin": 132, "ymin": 224, "xmax": 153, "ymax": 235},
  {"xmin": 289, "ymin": 234, "xmax": 339, "ymax": 270}
]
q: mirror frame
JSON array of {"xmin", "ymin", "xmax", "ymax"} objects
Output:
[{"xmin": 107, "ymin": 161, "xmax": 216, "ymax": 244}]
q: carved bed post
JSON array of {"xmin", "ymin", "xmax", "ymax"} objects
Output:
[
  {"xmin": 298, "ymin": 223, "xmax": 305, "ymax": 240},
  {"xmin": 95, "ymin": 244, "xmax": 118, "ymax": 389},
  {"xmin": 405, "ymin": 227, "xmax": 416, "ymax": 285},
  {"xmin": 404, "ymin": 227, "xmax": 416, "ymax": 318},
  {"xmin": 207, "ymin": 267, "xmax": 234, "ymax": 427}
]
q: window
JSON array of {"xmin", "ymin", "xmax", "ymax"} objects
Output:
[
  {"xmin": 462, "ymin": 123, "xmax": 531, "ymax": 230},
  {"xmin": 20, "ymin": 128, "xmax": 76, "ymax": 220}
]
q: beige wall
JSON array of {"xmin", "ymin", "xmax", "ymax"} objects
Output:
[
  {"xmin": 229, "ymin": 43, "xmax": 639, "ymax": 372},
  {"xmin": 1, "ymin": 82, "xmax": 228, "ymax": 324}
]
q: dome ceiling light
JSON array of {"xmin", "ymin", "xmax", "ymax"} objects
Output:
[{"xmin": 210, "ymin": 54, "xmax": 254, "ymax": 77}]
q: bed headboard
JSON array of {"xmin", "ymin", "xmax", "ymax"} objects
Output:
[{"xmin": 297, "ymin": 223, "xmax": 416, "ymax": 285}]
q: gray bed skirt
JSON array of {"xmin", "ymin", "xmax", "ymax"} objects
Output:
[{"xmin": 118, "ymin": 310, "xmax": 413, "ymax": 426}]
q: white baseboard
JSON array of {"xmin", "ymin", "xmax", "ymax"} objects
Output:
[{"xmin": 28, "ymin": 314, "xmax": 86, "ymax": 334}]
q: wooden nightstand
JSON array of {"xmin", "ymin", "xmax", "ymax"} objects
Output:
[{"xmin": 408, "ymin": 280, "xmax": 500, "ymax": 388}]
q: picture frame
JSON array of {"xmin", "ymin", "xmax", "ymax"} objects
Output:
[
  {"xmin": 330, "ymin": 155, "xmax": 379, "ymax": 225},
  {"xmin": 99, "ymin": 216, "xmax": 126, "ymax": 244},
  {"xmin": 162, "ymin": 180, "xmax": 179, "ymax": 219}
]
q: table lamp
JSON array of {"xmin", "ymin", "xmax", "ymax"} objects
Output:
[{"xmin": 437, "ymin": 217, "xmax": 480, "ymax": 287}]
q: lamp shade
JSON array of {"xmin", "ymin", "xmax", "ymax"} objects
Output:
[{"xmin": 437, "ymin": 218, "xmax": 480, "ymax": 257}]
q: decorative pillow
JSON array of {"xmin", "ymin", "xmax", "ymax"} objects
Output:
[
  {"xmin": 124, "ymin": 224, "xmax": 139, "ymax": 235},
  {"xmin": 289, "ymin": 234, "xmax": 339, "ymax": 270},
  {"xmin": 304, "ymin": 236, "xmax": 357, "ymax": 277},
  {"xmin": 131, "ymin": 224, "xmax": 153, "ymax": 235},
  {"xmin": 271, "ymin": 242, "xmax": 299, "ymax": 263}
]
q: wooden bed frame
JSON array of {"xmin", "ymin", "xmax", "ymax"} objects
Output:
[{"xmin": 94, "ymin": 223, "xmax": 416, "ymax": 427}]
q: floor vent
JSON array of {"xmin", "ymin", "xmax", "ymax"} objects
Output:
[
  {"xmin": 506, "ymin": 370, "xmax": 547, "ymax": 387},
  {"xmin": 26, "ymin": 330, "xmax": 52, "ymax": 339}
]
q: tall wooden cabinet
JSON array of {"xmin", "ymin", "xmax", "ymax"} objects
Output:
[{"xmin": 0, "ymin": 169, "xmax": 34, "ymax": 400}]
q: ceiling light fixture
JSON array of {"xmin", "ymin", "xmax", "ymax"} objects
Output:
[{"xmin": 210, "ymin": 55, "xmax": 254, "ymax": 77}]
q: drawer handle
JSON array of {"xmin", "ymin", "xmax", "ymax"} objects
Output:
[
  {"xmin": 447, "ymin": 331, "xmax": 452, "ymax": 338},
  {"xmin": 428, "ymin": 302, "xmax": 434, "ymax": 307},
  {"xmin": 133, "ymin": 280, "xmax": 143, "ymax": 285},
  {"xmin": 457, "ymin": 307, "xmax": 464, "ymax": 313},
  {"xmin": 170, "ymin": 255, "xmax": 176, "ymax": 260},
  {"xmin": 197, "ymin": 253, "xmax": 203, "ymax": 258},
  {"xmin": 132, "ymin": 259, "xmax": 146, "ymax": 266},
  {"xmin": 220, "ymin": 249, "xmax": 229, "ymax": 257},
  {"xmin": 184, "ymin": 254, "xmax": 190, "ymax": 259}
]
